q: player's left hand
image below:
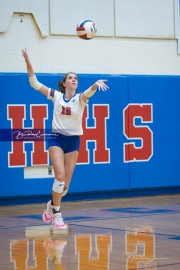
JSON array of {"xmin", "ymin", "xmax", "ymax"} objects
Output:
[{"xmin": 94, "ymin": 80, "xmax": 109, "ymax": 91}]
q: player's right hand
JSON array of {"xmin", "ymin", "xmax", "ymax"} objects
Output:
[{"xmin": 22, "ymin": 48, "xmax": 29, "ymax": 62}]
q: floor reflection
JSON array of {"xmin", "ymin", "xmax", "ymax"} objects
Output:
[
  {"xmin": 75, "ymin": 234, "xmax": 112, "ymax": 269},
  {"xmin": 10, "ymin": 226, "xmax": 112, "ymax": 270},
  {"xmin": 126, "ymin": 227, "xmax": 156, "ymax": 269},
  {"xmin": 0, "ymin": 196, "xmax": 180, "ymax": 269},
  {"xmin": 9, "ymin": 226, "xmax": 156, "ymax": 270}
]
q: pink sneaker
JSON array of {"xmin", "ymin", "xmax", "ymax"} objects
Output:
[
  {"xmin": 52, "ymin": 212, "xmax": 67, "ymax": 229},
  {"xmin": 42, "ymin": 200, "xmax": 53, "ymax": 223}
]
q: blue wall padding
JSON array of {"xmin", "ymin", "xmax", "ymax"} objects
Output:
[{"xmin": 0, "ymin": 73, "xmax": 180, "ymax": 197}]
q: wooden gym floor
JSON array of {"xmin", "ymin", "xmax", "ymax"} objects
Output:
[{"xmin": 0, "ymin": 194, "xmax": 180, "ymax": 270}]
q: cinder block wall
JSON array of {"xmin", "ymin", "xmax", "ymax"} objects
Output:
[{"xmin": 0, "ymin": 0, "xmax": 179, "ymax": 75}]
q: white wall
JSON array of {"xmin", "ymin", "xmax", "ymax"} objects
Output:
[{"xmin": 0, "ymin": 0, "xmax": 180, "ymax": 75}]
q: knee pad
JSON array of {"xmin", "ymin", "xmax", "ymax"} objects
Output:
[
  {"xmin": 52, "ymin": 179, "xmax": 65, "ymax": 193},
  {"xmin": 62, "ymin": 188, "xmax": 69, "ymax": 197}
]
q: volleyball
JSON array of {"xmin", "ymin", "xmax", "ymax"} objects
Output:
[{"xmin": 76, "ymin": 20, "xmax": 97, "ymax": 40}]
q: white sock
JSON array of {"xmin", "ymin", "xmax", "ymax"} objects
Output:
[{"xmin": 53, "ymin": 206, "xmax": 60, "ymax": 212}]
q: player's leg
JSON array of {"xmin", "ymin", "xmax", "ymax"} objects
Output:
[
  {"xmin": 50, "ymin": 146, "xmax": 67, "ymax": 229},
  {"xmin": 62, "ymin": 135, "xmax": 80, "ymax": 197},
  {"xmin": 50, "ymin": 146, "xmax": 65, "ymax": 206},
  {"xmin": 43, "ymin": 146, "xmax": 66, "ymax": 228},
  {"xmin": 42, "ymin": 134, "xmax": 80, "ymax": 228},
  {"xmin": 64, "ymin": 150, "xmax": 79, "ymax": 196}
]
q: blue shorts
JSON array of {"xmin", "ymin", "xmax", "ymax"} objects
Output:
[{"xmin": 48, "ymin": 133, "xmax": 80, "ymax": 154}]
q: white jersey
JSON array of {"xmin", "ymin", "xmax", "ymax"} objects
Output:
[{"xmin": 47, "ymin": 88, "xmax": 86, "ymax": 136}]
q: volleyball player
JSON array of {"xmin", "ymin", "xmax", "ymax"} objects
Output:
[{"xmin": 22, "ymin": 48, "xmax": 109, "ymax": 229}]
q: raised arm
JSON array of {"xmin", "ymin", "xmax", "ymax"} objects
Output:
[
  {"xmin": 22, "ymin": 48, "xmax": 49, "ymax": 96},
  {"xmin": 81, "ymin": 80, "xmax": 109, "ymax": 103}
]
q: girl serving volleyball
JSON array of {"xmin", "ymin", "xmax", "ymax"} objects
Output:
[{"xmin": 22, "ymin": 48, "xmax": 109, "ymax": 229}]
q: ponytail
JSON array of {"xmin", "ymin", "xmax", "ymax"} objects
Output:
[{"xmin": 57, "ymin": 80, "xmax": 65, "ymax": 93}]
